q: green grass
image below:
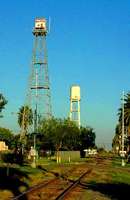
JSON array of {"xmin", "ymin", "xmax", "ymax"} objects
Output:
[
  {"xmin": 1, "ymin": 155, "xmax": 130, "ymax": 199},
  {"xmin": 112, "ymin": 171, "xmax": 130, "ymax": 184},
  {"xmin": 110, "ymin": 157, "xmax": 130, "ymax": 184}
]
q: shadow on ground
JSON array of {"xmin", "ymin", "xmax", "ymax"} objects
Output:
[
  {"xmin": 37, "ymin": 165, "xmax": 59, "ymax": 177},
  {"xmin": 80, "ymin": 182, "xmax": 130, "ymax": 200},
  {"xmin": 0, "ymin": 166, "xmax": 30, "ymax": 199},
  {"xmin": 37, "ymin": 165, "xmax": 74, "ymax": 182}
]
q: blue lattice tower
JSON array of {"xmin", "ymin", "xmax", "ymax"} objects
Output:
[{"xmin": 28, "ymin": 18, "xmax": 52, "ymax": 126}]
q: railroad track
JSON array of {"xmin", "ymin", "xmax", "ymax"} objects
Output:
[
  {"xmin": 12, "ymin": 166, "xmax": 92, "ymax": 200},
  {"xmin": 55, "ymin": 169, "xmax": 92, "ymax": 200},
  {"xmin": 12, "ymin": 165, "xmax": 82, "ymax": 200},
  {"xmin": 12, "ymin": 157, "xmax": 109, "ymax": 200},
  {"xmin": 12, "ymin": 177, "xmax": 58, "ymax": 200}
]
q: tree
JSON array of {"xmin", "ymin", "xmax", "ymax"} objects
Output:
[
  {"xmin": 0, "ymin": 127, "xmax": 14, "ymax": 148},
  {"xmin": 18, "ymin": 105, "xmax": 33, "ymax": 137},
  {"xmin": 112, "ymin": 124, "xmax": 121, "ymax": 153},
  {"xmin": 10, "ymin": 134, "xmax": 22, "ymax": 150},
  {"xmin": 113, "ymin": 92, "xmax": 130, "ymax": 152},
  {"xmin": 38, "ymin": 117, "xmax": 80, "ymax": 163},
  {"xmin": 79, "ymin": 127, "xmax": 96, "ymax": 158},
  {"xmin": 0, "ymin": 94, "xmax": 7, "ymax": 117},
  {"xmin": 38, "ymin": 117, "xmax": 80, "ymax": 152},
  {"xmin": 118, "ymin": 93, "xmax": 130, "ymax": 134},
  {"xmin": 18, "ymin": 105, "xmax": 33, "ymax": 154},
  {"xmin": 123, "ymin": 93, "xmax": 130, "ymax": 132},
  {"xmin": 80, "ymin": 127, "xmax": 96, "ymax": 150},
  {"xmin": 62, "ymin": 119, "xmax": 80, "ymax": 150}
]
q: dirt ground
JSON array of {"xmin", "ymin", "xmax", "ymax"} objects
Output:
[{"xmin": 0, "ymin": 156, "xmax": 130, "ymax": 200}]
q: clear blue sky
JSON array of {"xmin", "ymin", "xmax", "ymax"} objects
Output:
[{"xmin": 0, "ymin": 0, "xmax": 129, "ymax": 149}]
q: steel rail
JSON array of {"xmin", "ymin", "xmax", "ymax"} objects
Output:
[
  {"xmin": 55, "ymin": 169, "xmax": 92, "ymax": 200},
  {"xmin": 12, "ymin": 178, "xmax": 57, "ymax": 200},
  {"xmin": 12, "ymin": 167, "xmax": 92, "ymax": 200},
  {"xmin": 12, "ymin": 165, "xmax": 77, "ymax": 200}
]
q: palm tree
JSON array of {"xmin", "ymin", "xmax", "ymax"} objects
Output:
[
  {"xmin": 0, "ymin": 94, "xmax": 7, "ymax": 117},
  {"xmin": 18, "ymin": 105, "xmax": 33, "ymax": 138},
  {"xmin": 117, "ymin": 92, "xmax": 130, "ymax": 152},
  {"xmin": 124, "ymin": 93, "xmax": 130, "ymax": 134},
  {"xmin": 118, "ymin": 93, "xmax": 130, "ymax": 134}
]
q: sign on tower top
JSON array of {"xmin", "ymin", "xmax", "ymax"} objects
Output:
[
  {"xmin": 33, "ymin": 18, "xmax": 47, "ymax": 35},
  {"xmin": 35, "ymin": 18, "xmax": 47, "ymax": 30}
]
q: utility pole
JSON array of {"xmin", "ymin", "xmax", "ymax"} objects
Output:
[
  {"xmin": 121, "ymin": 91, "xmax": 125, "ymax": 166},
  {"xmin": 32, "ymin": 70, "xmax": 38, "ymax": 168},
  {"xmin": 32, "ymin": 104, "xmax": 37, "ymax": 168}
]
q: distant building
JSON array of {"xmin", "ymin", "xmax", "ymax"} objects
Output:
[
  {"xmin": 84, "ymin": 149, "xmax": 97, "ymax": 156},
  {"xmin": 0, "ymin": 141, "xmax": 8, "ymax": 151}
]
